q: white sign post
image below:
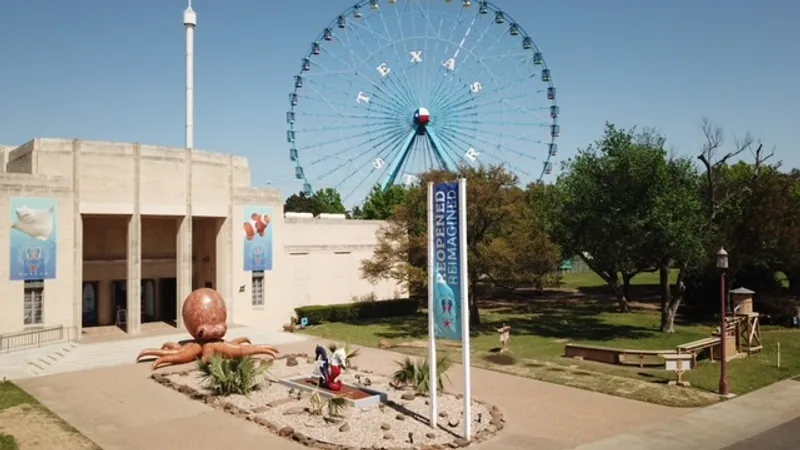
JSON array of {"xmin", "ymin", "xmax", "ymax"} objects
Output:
[
  {"xmin": 459, "ymin": 179, "xmax": 472, "ymax": 440},
  {"xmin": 426, "ymin": 182, "xmax": 438, "ymax": 429},
  {"xmin": 427, "ymin": 179, "xmax": 471, "ymax": 440}
]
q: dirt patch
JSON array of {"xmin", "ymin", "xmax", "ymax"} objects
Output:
[{"xmin": 0, "ymin": 405, "xmax": 98, "ymax": 450}]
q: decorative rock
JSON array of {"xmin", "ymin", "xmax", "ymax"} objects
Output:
[
  {"xmin": 177, "ymin": 384, "xmax": 195, "ymax": 395},
  {"xmin": 401, "ymin": 392, "xmax": 416, "ymax": 401},
  {"xmin": 451, "ymin": 438, "xmax": 470, "ymax": 448},
  {"xmin": 439, "ymin": 411, "xmax": 448, "ymax": 418},
  {"xmin": 339, "ymin": 422, "xmax": 351, "ymax": 432},
  {"xmin": 395, "ymin": 414, "xmax": 406, "ymax": 421},
  {"xmin": 426, "ymin": 432, "xmax": 437, "ymax": 439},
  {"xmin": 286, "ymin": 356, "xmax": 299, "ymax": 366},
  {"xmin": 383, "ymin": 433, "xmax": 395, "ymax": 440},
  {"xmin": 380, "ymin": 422, "xmax": 392, "ymax": 431},
  {"xmin": 378, "ymin": 339, "xmax": 393, "ymax": 349},
  {"xmin": 283, "ymin": 406, "xmax": 306, "ymax": 415},
  {"xmin": 267, "ymin": 398, "xmax": 295, "ymax": 408},
  {"xmin": 456, "ymin": 394, "xmax": 463, "ymax": 400},
  {"xmin": 278, "ymin": 426, "xmax": 294, "ymax": 437},
  {"xmin": 448, "ymin": 418, "xmax": 460, "ymax": 428}
]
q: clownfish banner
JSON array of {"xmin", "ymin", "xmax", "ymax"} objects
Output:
[
  {"xmin": 243, "ymin": 206, "xmax": 274, "ymax": 271},
  {"xmin": 429, "ymin": 181, "xmax": 467, "ymax": 341}
]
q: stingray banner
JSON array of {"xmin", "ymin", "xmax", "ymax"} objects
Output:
[
  {"xmin": 9, "ymin": 197, "xmax": 58, "ymax": 280},
  {"xmin": 431, "ymin": 181, "xmax": 464, "ymax": 341}
]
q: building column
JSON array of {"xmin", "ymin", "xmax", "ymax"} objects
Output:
[
  {"xmin": 126, "ymin": 213, "xmax": 142, "ymax": 334},
  {"xmin": 176, "ymin": 148, "xmax": 193, "ymax": 330},
  {"xmin": 216, "ymin": 217, "xmax": 232, "ymax": 320},
  {"xmin": 176, "ymin": 215, "xmax": 192, "ymax": 329},
  {"xmin": 126, "ymin": 143, "xmax": 142, "ymax": 335},
  {"xmin": 72, "ymin": 139, "xmax": 83, "ymax": 339}
]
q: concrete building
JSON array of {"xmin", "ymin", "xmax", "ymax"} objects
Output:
[{"xmin": 0, "ymin": 138, "xmax": 400, "ymax": 340}]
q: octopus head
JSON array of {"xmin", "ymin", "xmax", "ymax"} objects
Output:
[{"xmin": 182, "ymin": 288, "xmax": 228, "ymax": 342}]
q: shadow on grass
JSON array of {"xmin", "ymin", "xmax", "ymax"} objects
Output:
[{"xmin": 335, "ymin": 286, "xmax": 707, "ymax": 345}]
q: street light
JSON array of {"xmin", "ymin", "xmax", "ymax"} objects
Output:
[{"xmin": 716, "ymin": 247, "xmax": 730, "ymax": 397}]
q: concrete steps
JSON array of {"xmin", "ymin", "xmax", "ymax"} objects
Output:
[{"xmin": 1, "ymin": 326, "xmax": 309, "ymax": 380}]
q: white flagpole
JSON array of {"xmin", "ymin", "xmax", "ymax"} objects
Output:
[
  {"xmin": 427, "ymin": 181, "xmax": 438, "ymax": 429},
  {"xmin": 459, "ymin": 178, "xmax": 471, "ymax": 440}
]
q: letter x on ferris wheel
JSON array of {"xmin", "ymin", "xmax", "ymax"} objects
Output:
[{"xmin": 286, "ymin": 0, "xmax": 560, "ymax": 204}]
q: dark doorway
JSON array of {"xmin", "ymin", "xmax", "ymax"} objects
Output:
[
  {"xmin": 112, "ymin": 280, "xmax": 127, "ymax": 330},
  {"xmin": 81, "ymin": 281, "xmax": 99, "ymax": 327},
  {"xmin": 141, "ymin": 279, "xmax": 157, "ymax": 323},
  {"xmin": 159, "ymin": 278, "xmax": 177, "ymax": 325}
]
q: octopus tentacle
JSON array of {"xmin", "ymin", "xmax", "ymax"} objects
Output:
[
  {"xmin": 153, "ymin": 343, "xmax": 203, "ymax": 370},
  {"xmin": 228, "ymin": 337, "xmax": 251, "ymax": 345},
  {"xmin": 201, "ymin": 342, "xmax": 279, "ymax": 362},
  {"xmin": 160, "ymin": 342, "xmax": 184, "ymax": 350},
  {"xmin": 136, "ymin": 348, "xmax": 181, "ymax": 362}
]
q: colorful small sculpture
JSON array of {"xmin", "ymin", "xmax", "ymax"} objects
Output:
[
  {"xmin": 135, "ymin": 288, "xmax": 279, "ymax": 369},
  {"xmin": 498, "ymin": 323, "xmax": 512, "ymax": 353},
  {"xmin": 311, "ymin": 345, "xmax": 348, "ymax": 390}
]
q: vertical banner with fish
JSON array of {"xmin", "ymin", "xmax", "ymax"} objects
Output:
[
  {"xmin": 426, "ymin": 179, "xmax": 471, "ymax": 436},
  {"xmin": 10, "ymin": 197, "xmax": 58, "ymax": 280},
  {"xmin": 242, "ymin": 206, "xmax": 274, "ymax": 271}
]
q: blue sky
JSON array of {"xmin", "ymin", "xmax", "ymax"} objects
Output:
[{"xmin": 1, "ymin": 0, "xmax": 797, "ymax": 205}]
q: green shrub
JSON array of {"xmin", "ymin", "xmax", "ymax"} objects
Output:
[
  {"xmin": 196, "ymin": 355, "xmax": 271, "ymax": 396},
  {"xmin": 0, "ymin": 433, "xmax": 19, "ymax": 450},
  {"xmin": 295, "ymin": 298, "xmax": 419, "ymax": 325}
]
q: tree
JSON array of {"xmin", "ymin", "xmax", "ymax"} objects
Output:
[
  {"xmin": 358, "ymin": 184, "xmax": 409, "ymax": 220},
  {"xmin": 668, "ymin": 119, "xmax": 777, "ymax": 330},
  {"xmin": 548, "ymin": 124, "xmax": 670, "ymax": 312},
  {"xmin": 284, "ymin": 188, "xmax": 347, "ymax": 217},
  {"xmin": 361, "ymin": 165, "xmax": 560, "ymax": 326}
]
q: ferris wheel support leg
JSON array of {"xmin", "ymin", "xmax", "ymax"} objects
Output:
[
  {"xmin": 425, "ymin": 127, "xmax": 459, "ymax": 171},
  {"xmin": 383, "ymin": 129, "xmax": 419, "ymax": 190}
]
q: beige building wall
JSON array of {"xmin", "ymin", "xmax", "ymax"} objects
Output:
[{"xmin": 0, "ymin": 138, "xmax": 402, "ymax": 338}]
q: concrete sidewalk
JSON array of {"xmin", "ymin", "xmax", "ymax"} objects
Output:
[
  {"xmin": 572, "ymin": 378, "xmax": 800, "ymax": 450},
  {"xmin": 16, "ymin": 338, "xmax": 686, "ymax": 450}
]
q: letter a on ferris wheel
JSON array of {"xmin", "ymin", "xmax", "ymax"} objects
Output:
[{"xmin": 286, "ymin": 0, "xmax": 560, "ymax": 205}]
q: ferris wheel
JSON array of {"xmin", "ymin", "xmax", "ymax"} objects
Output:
[{"xmin": 286, "ymin": 0, "xmax": 560, "ymax": 203}]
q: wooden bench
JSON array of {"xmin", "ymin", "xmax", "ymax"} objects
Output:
[
  {"xmin": 677, "ymin": 337, "xmax": 720, "ymax": 366},
  {"xmin": 565, "ymin": 344, "xmax": 676, "ymax": 368}
]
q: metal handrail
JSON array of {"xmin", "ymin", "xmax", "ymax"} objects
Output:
[{"xmin": 0, "ymin": 325, "xmax": 66, "ymax": 353}]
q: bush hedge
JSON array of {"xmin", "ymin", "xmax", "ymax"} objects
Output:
[{"xmin": 295, "ymin": 298, "xmax": 419, "ymax": 324}]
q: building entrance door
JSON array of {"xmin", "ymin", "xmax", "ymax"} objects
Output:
[{"xmin": 81, "ymin": 282, "xmax": 99, "ymax": 327}]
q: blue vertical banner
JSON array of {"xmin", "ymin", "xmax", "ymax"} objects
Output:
[
  {"xmin": 9, "ymin": 197, "xmax": 58, "ymax": 280},
  {"xmin": 432, "ymin": 182, "xmax": 463, "ymax": 341},
  {"xmin": 243, "ymin": 206, "xmax": 274, "ymax": 271}
]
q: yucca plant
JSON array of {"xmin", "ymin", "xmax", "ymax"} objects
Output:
[
  {"xmin": 196, "ymin": 355, "xmax": 271, "ymax": 396},
  {"xmin": 327, "ymin": 342, "xmax": 360, "ymax": 362},
  {"xmin": 391, "ymin": 355, "xmax": 452, "ymax": 395},
  {"xmin": 308, "ymin": 377, "xmax": 351, "ymax": 417}
]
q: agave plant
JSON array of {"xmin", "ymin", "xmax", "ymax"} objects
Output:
[
  {"xmin": 308, "ymin": 377, "xmax": 351, "ymax": 417},
  {"xmin": 391, "ymin": 355, "xmax": 452, "ymax": 395},
  {"xmin": 196, "ymin": 355, "xmax": 271, "ymax": 396}
]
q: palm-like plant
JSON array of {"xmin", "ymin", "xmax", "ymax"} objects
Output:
[
  {"xmin": 391, "ymin": 355, "xmax": 452, "ymax": 395},
  {"xmin": 196, "ymin": 355, "xmax": 271, "ymax": 396},
  {"xmin": 327, "ymin": 342, "xmax": 360, "ymax": 362}
]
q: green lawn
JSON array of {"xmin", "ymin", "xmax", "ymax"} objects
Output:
[
  {"xmin": 301, "ymin": 274, "xmax": 800, "ymax": 407},
  {"xmin": 0, "ymin": 381, "xmax": 101, "ymax": 450}
]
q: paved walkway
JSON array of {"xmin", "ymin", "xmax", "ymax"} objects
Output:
[
  {"xmin": 12, "ymin": 334, "xmax": 800, "ymax": 450},
  {"xmin": 15, "ymin": 338, "xmax": 686, "ymax": 450},
  {"xmin": 0, "ymin": 325, "xmax": 309, "ymax": 380},
  {"xmin": 573, "ymin": 378, "xmax": 800, "ymax": 450}
]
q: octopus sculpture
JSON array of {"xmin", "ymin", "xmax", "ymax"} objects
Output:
[{"xmin": 136, "ymin": 288, "xmax": 279, "ymax": 370}]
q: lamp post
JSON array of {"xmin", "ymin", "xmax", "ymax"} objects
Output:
[{"xmin": 716, "ymin": 247, "xmax": 730, "ymax": 397}]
